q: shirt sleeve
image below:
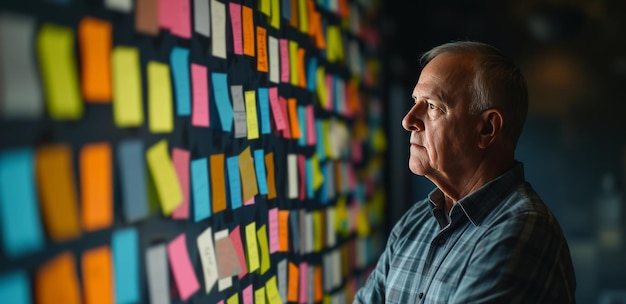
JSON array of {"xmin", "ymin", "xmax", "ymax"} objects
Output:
[{"xmin": 449, "ymin": 210, "xmax": 576, "ymax": 304}]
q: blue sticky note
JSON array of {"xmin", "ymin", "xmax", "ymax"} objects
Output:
[
  {"xmin": 333, "ymin": 76, "xmax": 342, "ymax": 113},
  {"xmin": 307, "ymin": 57, "xmax": 317, "ymax": 92},
  {"xmin": 258, "ymin": 88, "xmax": 271, "ymax": 135},
  {"xmin": 305, "ymin": 157, "xmax": 314, "ymax": 199},
  {"xmin": 112, "ymin": 228, "xmax": 140, "ymax": 304},
  {"xmin": 0, "ymin": 148, "xmax": 44, "ymax": 258},
  {"xmin": 191, "ymin": 158, "xmax": 211, "ymax": 222},
  {"xmin": 282, "ymin": 0, "xmax": 291, "ymax": 20},
  {"xmin": 117, "ymin": 140, "xmax": 149, "ymax": 223},
  {"xmin": 315, "ymin": 120, "xmax": 325, "ymax": 161},
  {"xmin": 226, "ymin": 155, "xmax": 241, "ymax": 209},
  {"xmin": 170, "ymin": 47, "xmax": 191, "ymax": 116},
  {"xmin": 211, "ymin": 73, "xmax": 234, "ymax": 132},
  {"xmin": 298, "ymin": 105, "xmax": 306, "ymax": 146},
  {"xmin": 0, "ymin": 271, "xmax": 31, "ymax": 304},
  {"xmin": 253, "ymin": 149, "xmax": 268, "ymax": 195}
]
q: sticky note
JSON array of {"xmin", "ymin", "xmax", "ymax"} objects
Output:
[
  {"xmin": 297, "ymin": 48, "xmax": 307, "ymax": 87},
  {"xmin": 288, "ymin": 41, "xmax": 299, "ymax": 86},
  {"xmin": 243, "ymin": 285, "xmax": 253, "ymax": 304},
  {"xmin": 196, "ymin": 226, "xmax": 218, "ymax": 293},
  {"xmin": 298, "ymin": 0, "xmax": 308, "ymax": 32},
  {"xmin": 82, "ymin": 246, "xmax": 113, "ymax": 304},
  {"xmin": 279, "ymin": 39, "xmax": 290, "ymax": 83},
  {"xmin": 313, "ymin": 266, "xmax": 323, "ymax": 302},
  {"xmin": 147, "ymin": 61, "xmax": 174, "ymax": 133},
  {"xmin": 211, "ymin": 73, "xmax": 234, "ymax": 132},
  {"xmin": 278, "ymin": 210, "xmax": 289, "ymax": 252},
  {"xmin": 210, "ymin": 154, "xmax": 227, "ymax": 213},
  {"xmin": 231, "ymin": 85, "xmax": 247, "ymax": 138},
  {"xmin": 306, "ymin": 57, "xmax": 317, "ymax": 93},
  {"xmin": 280, "ymin": 97, "xmax": 291, "ymax": 138},
  {"xmin": 226, "ymin": 155, "xmax": 242, "ymax": 209},
  {"xmin": 0, "ymin": 148, "xmax": 44, "ymax": 258},
  {"xmin": 268, "ymin": 35, "xmax": 279, "ymax": 84},
  {"xmin": 258, "ymin": 88, "xmax": 271, "ymax": 135},
  {"xmin": 268, "ymin": 87, "xmax": 286, "ymax": 131},
  {"xmin": 299, "ymin": 263, "xmax": 308, "ymax": 302},
  {"xmin": 269, "ymin": 0, "xmax": 280, "ymax": 29},
  {"xmin": 146, "ymin": 140, "xmax": 183, "ymax": 215},
  {"xmin": 287, "ymin": 154, "xmax": 298, "ymax": 199},
  {"xmin": 229, "ymin": 3, "xmax": 243, "ymax": 55},
  {"xmin": 306, "ymin": 105, "xmax": 317, "ymax": 145},
  {"xmin": 288, "ymin": 0, "xmax": 298, "ymax": 28},
  {"xmin": 315, "ymin": 67, "xmax": 327, "ymax": 109},
  {"xmin": 265, "ymin": 152, "xmax": 277, "ymax": 199},
  {"xmin": 112, "ymin": 46, "xmax": 143, "ymax": 127},
  {"xmin": 214, "ymin": 229, "xmax": 242, "ymax": 278},
  {"xmin": 144, "ymin": 245, "xmax": 170, "ymax": 304},
  {"xmin": 277, "ymin": 259, "xmax": 287, "ymax": 300},
  {"xmin": 256, "ymin": 26, "xmax": 268, "ymax": 72},
  {"xmin": 298, "ymin": 105, "xmax": 307, "ymax": 146},
  {"xmin": 170, "ymin": 48, "xmax": 191, "ymax": 116},
  {"xmin": 191, "ymin": 158, "xmax": 211, "ymax": 222},
  {"xmin": 105, "ymin": 0, "xmax": 133, "ymax": 12},
  {"xmin": 305, "ymin": 157, "xmax": 314, "ymax": 199},
  {"xmin": 287, "ymin": 262, "xmax": 298, "ymax": 302},
  {"xmin": 112, "ymin": 228, "xmax": 140, "ymax": 304},
  {"xmin": 257, "ymin": 224, "xmax": 271, "ymax": 274},
  {"xmin": 268, "ymin": 208, "xmax": 279, "ymax": 253},
  {"xmin": 194, "ymin": 0, "xmax": 210, "ymax": 37},
  {"xmin": 288, "ymin": 98, "xmax": 301, "ymax": 139},
  {"xmin": 35, "ymin": 252, "xmax": 81, "ymax": 304},
  {"xmin": 0, "ymin": 271, "xmax": 31, "ymax": 304},
  {"xmin": 244, "ymin": 222, "xmax": 260, "ymax": 272},
  {"xmin": 135, "ymin": 0, "xmax": 159, "ymax": 35},
  {"xmin": 37, "ymin": 23, "xmax": 83, "ymax": 120},
  {"xmin": 80, "ymin": 142, "xmax": 113, "ymax": 231},
  {"xmin": 289, "ymin": 211, "xmax": 299, "ymax": 253},
  {"xmin": 158, "ymin": 0, "xmax": 174, "ymax": 30},
  {"xmin": 265, "ymin": 276, "xmax": 283, "ymax": 304},
  {"xmin": 210, "ymin": 0, "xmax": 226, "ymax": 58},
  {"xmin": 171, "ymin": 148, "xmax": 190, "ymax": 219},
  {"xmin": 36, "ymin": 144, "xmax": 81, "ymax": 242},
  {"xmin": 238, "ymin": 147, "xmax": 258, "ymax": 204},
  {"xmin": 169, "ymin": 0, "xmax": 191, "ymax": 38},
  {"xmin": 315, "ymin": 120, "xmax": 326, "ymax": 161},
  {"xmin": 227, "ymin": 293, "xmax": 239, "ymax": 304},
  {"xmin": 191, "ymin": 63, "xmax": 210, "ymax": 127},
  {"xmin": 259, "ymin": 0, "xmax": 270, "ymax": 15},
  {"xmin": 117, "ymin": 140, "xmax": 149, "ymax": 222},
  {"xmin": 245, "ymin": 90, "xmax": 259, "ymax": 139},
  {"xmin": 298, "ymin": 154, "xmax": 306, "ymax": 201},
  {"xmin": 78, "ymin": 17, "xmax": 112, "ymax": 102},
  {"xmin": 229, "ymin": 226, "xmax": 248, "ymax": 279},
  {"xmin": 281, "ymin": 0, "xmax": 291, "ymax": 19},
  {"xmin": 255, "ymin": 287, "xmax": 266, "ymax": 304},
  {"xmin": 253, "ymin": 149, "xmax": 268, "ymax": 195},
  {"xmin": 168, "ymin": 233, "xmax": 200, "ymax": 301},
  {"xmin": 242, "ymin": 6, "xmax": 255, "ymax": 56}
]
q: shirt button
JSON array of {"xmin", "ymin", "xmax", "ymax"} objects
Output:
[{"xmin": 418, "ymin": 292, "xmax": 424, "ymax": 299}]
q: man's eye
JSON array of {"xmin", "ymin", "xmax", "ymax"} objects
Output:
[{"xmin": 427, "ymin": 103, "xmax": 436, "ymax": 110}]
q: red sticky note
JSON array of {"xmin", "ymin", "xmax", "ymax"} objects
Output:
[
  {"xmin": 167, "ymin": 233, "xmax": 200, "ymax": 301},
  {"xmin": 171, "ymin": 148, "xmax": 190, "ymax": 219}
]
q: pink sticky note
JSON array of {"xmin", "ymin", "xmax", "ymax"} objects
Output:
[
  {"xmin": 244, "ymin": 197, "xmax": 255, "ymax": 206},
  {"xmin": 170, "ymin": 0, "xmax": 191, "ymax": 38},
  {"xmin": 229, "ymin": 226, "xmax": 248, "ymax": 279},
  {"xmin": 159, "ymin": 0, "xmax": 175, "ymax": 30},
  {"xmin": 268, "ymin": 208, "xmax": 279, "ymax": 253},
  {"xmin": 348, "ymin": 163, "xmax": 357, "ymax": 191},
  {"xmin": 191, "ymin": 64, "xmax": 210, "ymax": 127},
  {"xmin": 298, "ymin": 155, "xmax": 305, "ymax": 201},
  {"xmin": 351, "ymin": 140, "xmax": 362, "ymax": 163},
  {"xmin": 279, "ymin": 97, "xmax": 291, "ymax": 138},
  {"xmin": 305, "ymin": 105, "xmax": 316, "ymax": 145},
  {"xmin": 217, "ymin": 301, "xmax": 224, "ymax": 304},
  {"xmin": 299, "ymin": 262, "xmax": 308, "ymax": 304},
  {"xmin": 279, "ymin": 39, "xmax": 290, "ymax": 83},
  {"xmin": 268, "ymin": 87, "xmax": 286, "ymax": 131},
  {"xmin": 229, "ymin": 3, "xmax": 243, "ymax": 55},
  {"xmin": 171, "ymin": 148, "xmax": 190, "ymax": 219},
  {"xmin": 167, "ymin": 233, "xmax": 200, "ymax": 301},
  {"xmin": 325, "ymin": 75, "xmax": 334, "ymax": 111},
  {"xmin": 242, "ymin": 284, "xmax": 253, "ymax": 304}
]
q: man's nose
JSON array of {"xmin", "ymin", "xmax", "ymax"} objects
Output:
[{"xmin": 402, "ymin": 103, "xmax": 425, "ymax": 132}]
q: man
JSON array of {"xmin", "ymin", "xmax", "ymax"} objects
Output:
[{"xmin": 354, "ymin": 41, "xmax": 577, "ymax": 303}]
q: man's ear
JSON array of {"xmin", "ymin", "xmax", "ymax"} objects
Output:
[{"xmin": 478, "ymin": 109, "xmax": 503, "ymax": 148}]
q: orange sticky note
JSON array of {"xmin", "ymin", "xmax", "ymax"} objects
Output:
[
  {"xmin": 256, "ymin": 26, "xmax": 268, "ymax": 72},
  {"xmin": 36, "ymin": 251, "xmax": 81, "ymax": 304},
  {"xmin": 210, "ymin": 154, "xmax": 227, "ymax": 213},
  {"xmin": 277, "ymin": 210, "xmax": 289, "ymax": 252},
  {"xmin": 287, "ymin": 98, "xmax": 301, "ymax": 139},
  {"xmin": 264, "ymin": 152, "xmax": 276, "ymax": 199},
  {"xmin": 289, "ymin": 0, "xmax": 298, "ymax": 28},
  {"xmin": 287, "ymin": 262, "xmax": 299, "ymax": 302},
  {"xmin": 239, "ymin": 147, "xmax": 258, "ymax": 203},
  {"xmin": 313, "ymin": 265, "xmax": 323, "ymax": 302},
  {"xmin": 242, "ymin": 6, "xmax": 255, "ymax": 57},
  {"xmin": 80, "ymin": 142, "xmax": 113, "ymax": 231},
  {"xmin": 297, "ymin": 47, "xmax": 306, "ymax": 87},
  {"xmin": 37, "ymin": 144, "xmax": 81, "ymax": 242},
  {"xmin": 82, "ymin": 246, "xmax": 113, "ymax": 304},
  {"xmin": 78, "ymin": 17, "xmax": 112, "ymax": 102}
]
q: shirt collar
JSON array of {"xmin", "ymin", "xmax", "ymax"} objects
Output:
[{"xmin": 428, "ymin": 162, "xmax": 526, "ymax": 227}]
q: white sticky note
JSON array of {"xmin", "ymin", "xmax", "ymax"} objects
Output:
[
  {"xmin": 194, "ymin": 0, "xmax": 211, "ymax": 37},
  {"xmin": 287, "ymin": 154, "xmax": 298, "ymax": 199},
  {"xmin": 268, "ymin": 35, "xmax": 279, "ymax": 84},
  {"xmin": 196, "ymin": 226, "xmax": 219, "ymax": 293},
  {"xmin": 145, "ymin": 244, "xmax": 170, "ymax": 304},
  {"xmin": 231, "ymin": 85, "xmax": 247, "ymax": 138},
  {"xmin": 277, "ymin": 258, "xmax": 287, "ymax": 301},
  {"xmin": 104, "ymin": 0, "xmax": 133, "ymax": 13},
  {"xmin": 0, "ymin": 13, "xmax": 43, "ymax": 119},
  {"xmin": 210, "ymin": 0, "xmax": 226, "ymax": 59}
]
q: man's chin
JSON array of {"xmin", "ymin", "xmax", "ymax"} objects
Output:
[{"xmin": 408, "ymin": 163, "xmax": 429, "ymax": 176}]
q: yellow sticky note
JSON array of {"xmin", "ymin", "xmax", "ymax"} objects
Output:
[
  {"xmin": 322, "ymin": 121, "xmax": 332, "ymax": 158},
  {"xmin": 227, "ymin": 292, "xmax": 239, "ymax": 304},
  {"xmin": 316, "ymin": 66, "xmax": 327, "ymax": 108},
  {"xmin": 356, "ymin": 206, "xmax": 370, "ymax": 237},
  {"xmin": 147, "ymin": 61, "xmax": 174, "ymax": 133},
  {"xmin": 311, "ymin": 154, "xmax": 324, "ymax": 190},
  {"xmin": 245, "ymin": 222, "xmax": 260, "ymax": 272},
  {"xmin": 244, "ymin": 90, "xmax": 259, "ymax": 139},
  {"xmin": 112, "ymin": 46, "xmax": 144, "ymax": 127},
  {"xmin": 36, "ymin": 251, "xmax": 82, "ymax": 304},
  {"xmin": 146, "ymin": 140, "xmax": 183, "ymax": 215},
  {"xmin": 297, "ymin": 0, "xmax": 308, "ymax": 33},
  {"xmin": 258, "ymin": 0, "xmax": 270, "ymax": 16},
  {"xmin": 37, "ymin": 23, "xmax": 83, "ymax": 120},
  {"xmin": 80, "ymin": 142, "xmax": 113, "ymax": 232},
  {"xmin": 238, "ymin": 147, "xmax": 258, "ymax": 203},
  {"xmin": 255, "ymin": 287, "xmax": 266, "ymax": 304},
  {"xmin": 265, "ymin": 275, "xmax": 283, "ymax": 304},
  {"xmin": 256, "ymin": 224, "xmax": 271, "ymax": 274},
  {"xmin": 269, "ymin": 0, "xmax": 280, "ymax": 29},
  {"xmin": 288, "ymin": 40, "xmax": 299, "ymax": 86}
]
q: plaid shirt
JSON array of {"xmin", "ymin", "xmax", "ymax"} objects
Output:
[{"xmin": 354, "ymin": 163, "xmax": 576, "ymax": 303}]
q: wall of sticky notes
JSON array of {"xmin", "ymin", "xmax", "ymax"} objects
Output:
[{"xmin": 0, "ymin": 0, "xmax": 387, "ymax": 303}]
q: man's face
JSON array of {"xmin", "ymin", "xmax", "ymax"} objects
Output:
[{"xmin": 402, "ymin": 53, "xmax": 481, "ymax": 180}]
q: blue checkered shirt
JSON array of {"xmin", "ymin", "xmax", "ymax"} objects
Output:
[{"xmin": 354, "ymin": 163, "xmax": 576, "ymax": 303}]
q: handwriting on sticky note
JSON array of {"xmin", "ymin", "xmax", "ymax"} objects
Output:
[
  {"xmin": 258, "ymin": 88, "xmax": 271, "ymax": 134},
  {"xmin": 146, "ymin": 140, "xmax": 183, "ymax": 215},
  {"xmin": 214, "ymin": 229, "xmax": 242, "ymax": 278},
  {"xmin": 36, "ymin": 252, "xmax": 81, "ymax": 304},
  {"xmin": 228, "ymin": 226, "xmax": 247, "ymax": 279},
  {"xmin": 245, "ymin": 90, "xmax": 260, "ymax": 140},
  {"xmin": 211, "ymin": 0, "xmax": 226, "ymax": 58},
  {"xmin": 169, "ymin": 0, "xmax": 191, "ymax": 38},
  {"xmin": 37, "ymin": 23, "xmax": 83, "ymax": 119},
  {"xmin": 194, "ymin": 0, "xmax": 210, "ymax": 37},
  {"xmin": 196, "ymin": 226, "xmax": 218, "ymax": 293},
  {"xmin": 227, "ymin": 293, "xmax": 239, "ymax": 304},
  {"xmin": 268, "ymin": 35, "xmax": 279, "ymax": 83},
  {"xmin": 231, "ymin": 85, "xmax": 247, "ymax": 138},
  {"xmin": 211, "ymin": 73, "xmax": 234, "ymax": 131},
  {"xmin": 229, "ymin": 3, "xmax": 243, "ymax": 55},
  {"xmin": 36, "ymin": 144, "xmax": 81, "ymax": 242},
  {"xmin": 242, "ymin": 284, "xmax": 253, "ymax": 304},
  {"xmin": 288, "ymin": 41, "xmax": 299, "ymax": 86},
  {"xmin": 278, "ymin": 210, "xmax": 289, "ymax": 252},
  {"xmin": 287, "ymin": 154, "xmax": 298, "ymax": 199},
  {"xmin": 288, "ymin": 98, "xmax": 301, "ymax": 139},
  {"xmin": 80, "ymin": 142, "xmax": 113, "ymax": 231},
  {"xmin": 82, "ymin": 246, "xmax": 113, "ymax": 304},
  {"xmin": 245, "ymin": 222, "xmax": 260, "ymax": 272},
  {"xmin": 78, "ymin": 17, "xmax": 112, "ymax": 102},
  {"xmin": 257, "ymin": 26, "xmax": 268, "ymax": 72},
  {"xmin": 226, "ymin": 155, "xmax": 242, "ymax": 209},
  {"xmin": 265, "ymin": 275, "xmax": 283, "ymax": 304},
  {"xmin": 270, "ymin": 0, "xmax": 280, "ymax": 29},
  {"xmin": 253, "ymin": 149, "xmax": 268, "ymax": 195},
  {"xmin": 268, "ymin": 87, "xmax": 286, "ymax": 130},
  {"xmin": 191, "ymin": 63, "xmax": 210, "ymax": 127},
  {"xmin": 168, "ymin": 233, "xmax": 200, "ymax": 301},
  {"xmin": 112, "ymin": 46, "xmax": 143, "ymax": 127},
  {"xmin": 257, "ymin": 224, "xmax": 271, "ymax": 274},
  {"xmin": 255, "ymin": 286, "xmax": 266, "ymax": 304},
  {"xmin": 279, "ymin": 39, "xmax": 290, "ymax": 83},
  {"xmin": 242, "ymin": 6, "xmax": 255, "ymax": 56},
  {"xmin": 268, "ymin": 208, "xmax": 279, "ymax": 253},
  {"xmin": 147, "ymin": 61, "xmax": 174, "ymax": 133}
]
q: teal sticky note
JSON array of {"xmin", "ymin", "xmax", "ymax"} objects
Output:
[
  {"xmin": 0, "ymin": 271, "xmax": 30, "ymax": 304},
  {"xmin": 170, "ymin": 47, "xmax": 191, "ymax": 116},
  {"xmin": 307, "ymin": 57, "xmax": 317, "ymax": 92},
  {"xmin": 0, "ymin": 148, "xmax": 44, "ymax": 258},
  {"xmin": 305, "ymin": 157, "xmax": 314, "ymax": 199},
  {"xmin": 113, "ymin": 228, "xmax": 140, "ymax": 304},
  {"xmin": 191, "ymin": 158, "xmax": 211, "ymax": 222},
  {"xmin": 298, "ymin": 105, "xmax": 306, "ymax": 146},
  {"xmin": 258, "ymin": 88, "xmax": 271, "ymax": 135},
  {"xmin": 211, "ymin": 73, "xmax": 233, "ymax": 132},
  {"xmin": 253, "ymin": 149, "xmax": 268, "ymax": 195},
  {"xmin": 226, "ymin": 155, "xmax": 241, "ymax": 209},
  {"xmin": 117, "ymin": 140, "xmax": 149, "ymax": 223}
]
